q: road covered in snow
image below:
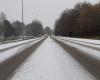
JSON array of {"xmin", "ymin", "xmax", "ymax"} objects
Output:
[
  {"xmin": 0, "ymin": 37, "xmax": 45, "ymax": 80},
  {"xmin": 54, "ymin": 36, "xmax": 100, "ymax": 80},
  {"xmin": 8, "ymin": 37, "xmax": 96, "ymax": 80}
]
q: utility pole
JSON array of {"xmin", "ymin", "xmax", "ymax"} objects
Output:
[
  {"xmin": 22, "ymin": 0, "xmax": 24, "ymax": 23},
  {"xmin": 21, "ymin": 0, "xmax": 25, "ymax": 39}
]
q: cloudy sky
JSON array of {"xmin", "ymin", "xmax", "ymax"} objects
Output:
[{"xmin": 0, "ymin": 0, "xmax": 99, "ymax": 29}]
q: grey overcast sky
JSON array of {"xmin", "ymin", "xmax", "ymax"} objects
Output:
[{"xmin": 0, "ymin": 0, "xmax": 99, "ymax": 29}]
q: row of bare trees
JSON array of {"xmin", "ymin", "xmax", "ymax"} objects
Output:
[
  {"xmin": 0, "ymin": 12, "xmax": 45, "ymax": 40},
  {"xmin": 55, "ymin": 2, "xmax": 100, "ymax": 37},
  {"xmin": 0, "ymin": 12, "xmax": 14, "ymax": 40}
]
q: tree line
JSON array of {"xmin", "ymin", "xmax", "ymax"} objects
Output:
[
  {"xmin": 55, "ymin": 2, "xmax": 100, "ymax": 37},
  {"xmin": 0, "ymin": 12, "xmax": 45, "ymax": 40}
]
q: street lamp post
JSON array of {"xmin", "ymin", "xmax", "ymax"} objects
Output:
[
  {"xmin": 22, "ymin": 0, "xmax": 24, "ymax": 23},
  {"xmin": 21, "ymin": 0, "xmax": 25, "ymax": 39}
]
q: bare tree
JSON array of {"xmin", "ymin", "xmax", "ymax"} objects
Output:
[
  {"xmin": 26, "ymin": 20, "xmax": 44, "ymax": 37},
  {"xmin": 0, "ymin": 12, "xmax": 7, "ymax": 39}
]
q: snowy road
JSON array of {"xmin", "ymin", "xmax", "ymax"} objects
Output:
[
  {"xmin": 9, "ymin": 37, "xmax": 96, "ymax": 80},
  {"xmin": 0, "ymin": 37, "xmax": 45, "ymax": 80},
  {"xmin": 54, "ymin": 36, "xmax": 100, "ymax": 80}
]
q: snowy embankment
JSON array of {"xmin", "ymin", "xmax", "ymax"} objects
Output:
[
  {"xmin": 57, "ymin": 37, "xmax": 100, "ymax": 50},
  {"xmin": 60, "ymin": 37, "xmax": 100, "ymax": 44},
  {"xmin": 0, "ymin": 37, "xmax": 41, "ymax": 52},
  {"xmin": 53, "ymin": 36, "xmax": 100, "ymax": 80},
  {"xmin": 55, "ymin": 36, "xmax": 100, "ymax": 60},
  {"xmin": 0, "ymin": 36, "xmax": 46, "ymax": 80}
]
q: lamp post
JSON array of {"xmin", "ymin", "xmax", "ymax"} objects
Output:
[
  {"xmin": 21, "ymin": 0, "xmax": 25, "ymax": 39},
  {"xmin": 22, "ymin": 0, "xmax": 24, "ymax": 23}
]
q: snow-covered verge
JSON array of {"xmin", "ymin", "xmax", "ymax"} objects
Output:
[
  {"xmin": 59, "ymin": 37, "xmax": 100, "ymax": 44},
  {"xmin": 57, "ymin": 36, "xmax": 100, "ymax": 49},
  {"xmin": 0, "ymin": 36, "xmax": 46, "ymax": 80},
  {"xmin": 0, "ymin": 36, "xmax": 41, "ymax": 44},
  {"xmin": 0, "ymin": 37, "xmax": 42, "ymax": 51}
]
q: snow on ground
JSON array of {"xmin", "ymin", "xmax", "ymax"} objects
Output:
[
  {"xmin": 0, "ymin": 45, "xmax": 25, "ymax": 63},
  {"xmin": 0, "ymin": 38, "xmax": 40, "ymax": 50},
  {"xmin": 9, "ymin": 37, "xmax": 95, "ymax": 80},
  {"xmin": 0, "ymin": 37, "xmax": 43, "ymax": 64},
  {"xmin": 58, "ymin": 37, "xmax": 100, "ymax": 49},
  {"xmin": 60, "ymin": 37, "xmax": 100, "ymax": 44},
  {"xmin": 57, "ymin": 37, "xmax": 100, "ymax": 61}
]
